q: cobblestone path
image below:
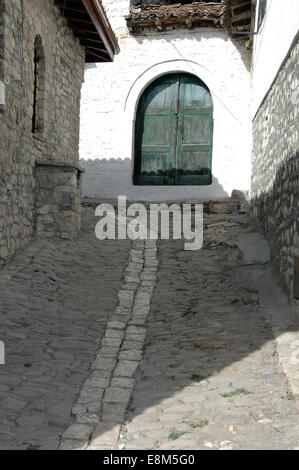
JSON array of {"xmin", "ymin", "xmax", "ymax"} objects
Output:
[
  {"xmin": 0, "ymin": 209, "xmax": 130, "ymax": 450},
  {"xmin": 119, "ymin": 213, "xmax": 299, "ymax": 451},
  {"xmin": 0, "ymin": 207, "xmax": 298, "ymax": 450}
]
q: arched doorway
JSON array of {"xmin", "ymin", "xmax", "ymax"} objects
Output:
[{"xmin": 133, "ymin": 73, "xmax": 213, "ymax": 185}]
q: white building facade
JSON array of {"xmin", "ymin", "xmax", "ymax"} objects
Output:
[
  {"xmin": 79, "ymin": 0, "xmax": 299, "ymax": 304},
  {"xmin": 250, "ymin": 0, "xmax": 299, "ymax": 304},
  {"xmin": 79, "ymin": 0, "xmax": 253, "ymax": 202}
]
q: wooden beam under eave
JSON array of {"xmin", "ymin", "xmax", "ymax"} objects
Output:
[
  {"xmin": 230, "ymin": 0, "xmax": 251, "ymax": 9},
  {"xmin": 231, "ymin": 18, "xmax": 251, "ymax": 27},
  {"xmin": 84, "ymin": 45, "xmax": 109, "ymax": 54},
  {"xmin": 155, "ymin": 18, "xmax": 163, "ymax": 31},
  {"xmin": 82, "ymin": 0, "xmax": 120, "ymax": 61},
  {"xmin": 54, "ymin": 5, "xmax": 88, "ymax": 15},
  {"xmin": 186, "ymin": 18, "xmax": 192, "ymax": 29},
  {"xmin": 66, "ymin": 16, "xmax": 96, "ymax": 27},
  {"xmin": 72, "ymin": 27, "xmax": 101, "ymax": 36},
  {"xmin": 86, "ymin": 49, "xmax": 110, "ymax": 62}
]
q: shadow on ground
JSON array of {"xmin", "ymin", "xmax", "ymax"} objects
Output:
[
  {"xmin": 99, "ymin": 214, "xmax": 299, "ymax": 450},
  {"xmin": 0, "ymin": 210, "xmax": 298, "ymax": 450}
]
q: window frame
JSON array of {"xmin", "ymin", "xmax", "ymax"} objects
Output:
[
  {"xmin": 257, "ymin": 0, "xmax": 267, "ymax": 32},
  {"xmin": 31, "ymin": 35, "xmax": 45, "ymax": 135}
]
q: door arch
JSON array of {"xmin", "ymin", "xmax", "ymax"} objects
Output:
[{"xmin": 133, "ymin": 73, "xmax": 213, "ymax": 186}]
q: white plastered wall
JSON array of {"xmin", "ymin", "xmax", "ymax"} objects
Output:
[
  {"xmin": 252, "ymin": 0, "xmax": 299, "ymax": 114},
  {"xmin": 80, "ymin": 2, "xmax": 252, "ymax": 202}
]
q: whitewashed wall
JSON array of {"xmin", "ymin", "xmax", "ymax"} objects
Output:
[
  {"xmin": 252, "ymin": 0, "xmax": 299, "ymax": 114},
  {"xmin": 79, "ymin": 0, "xmax": 252, "ymax": 202}
]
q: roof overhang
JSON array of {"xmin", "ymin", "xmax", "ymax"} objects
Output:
[
  {"xmin": 54, "ymin": 0, "xmax": 120, "ymax": 62},
  {"xmin": 226, "ymin": 0, "xmax": 253, "ymax": 41},
  {"xmin": 126, "ymin": 1, "xmax": 254, "ymax": 43},
  {"xmin": 126, "ymin": 2, "xmax": 227, "ymax": 32}
]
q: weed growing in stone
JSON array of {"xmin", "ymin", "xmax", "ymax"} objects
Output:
[
  {"xmin": 221, "ymin": 388, "xmax": 252, "ymax": 398},
  {"xmin": 190, "ymin": 374, "xmax": 205, "ymax": 382},
  {"xmin": 168, "ymin": 431, "xmax": 186, "ymax": 440},
  {"xmin": 184, "ymin": 420, "xmax": 209, "ymax": 429},
  {"xmin": 181, "ymin": 308, "xmax": 197, "ymax": 318},
  {"xmin": 23, "ymin": 442, "xmax": 40, "ymax": 450}
]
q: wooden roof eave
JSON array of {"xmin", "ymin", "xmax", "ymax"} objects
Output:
[
  {"xmin": 82, "ymin": 0, "xmax": 120, "ymax": 60},
  {"xmin": 54, "ymin": 0, "xmax": 119, "ymax": 63},
  {"xmin": 127, "ymin": 1, "xmax": 254, "ymax": 43},
  {"xmin": 225, "ymin": 0, "xmax": 254, "ymax": 41},
  {"xmin": 127, "ymin": 16, "xmax": 224, "ymax": 32},
  {"xmin": 126, "ymin": 2, "xmax": 227, "ymax": 33}
]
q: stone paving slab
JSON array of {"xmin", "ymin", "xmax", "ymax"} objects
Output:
[
  {"xmin": 0, "ymin": 207, "xmax": 298, "ymax": 450},
  {"xmin": 60, "ymin": 235, "xmax": 159, "ymax": 449},
  {"xmin": 119, "ymin": 213, "xmax": 299, "ymax": 450},
  {"xmin": 0, "ymin": 208, "xmax": 130, "ymax": 450}
]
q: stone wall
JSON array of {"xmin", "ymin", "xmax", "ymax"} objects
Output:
[
  {"xmin": 251, "ymin": 37, "xmax": 299, "ymax": 305},
  {"xmin": 0, "ymin": 0, "xmax": 85, "ymax": 266},
  {"xmin": 35, "ymin": 162, "xmax": 83, "ymax": 240},
  {"xmin": 80, "ymin": 0, "xmax": 252, "ymax": 202}
]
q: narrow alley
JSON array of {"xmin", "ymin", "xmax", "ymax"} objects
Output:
[
  {"xmin": 0, "ymin": 205, "xmax": 298, "ymax": 450},
  {"xmin": 0, "ymin": 0, "xmax": 298, "ymax": 456}
]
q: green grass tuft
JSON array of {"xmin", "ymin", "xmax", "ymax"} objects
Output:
[
  {"xmin": 188, "ymin": 420, "xmax": 209, "ymax": 429},
  {"xmin": 190, "ymin": 374, "xmax": 205, "ymax": 382},
  {"xmin": 168, "ymin": 431, "xmax": 186, "ymax": 440},
  {"xmin": 221, "ymin": 388, "xmax": 252, "ymax": 398},
  {"xmin": 181, "ymin": 308, "xmax": 197, "ymax": 318}
]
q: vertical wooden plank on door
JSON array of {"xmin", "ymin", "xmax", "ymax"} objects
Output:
[
  {"xmin": 134, "ymin": 74, "xmax": 179, "ymax": 185},
  {"xmin": 134, "ymin": 73, "xmax": 213, "ymax": 186},
  {"xmin": 176, "ymin": 74, "xmax": 213, "ymax": 185}
]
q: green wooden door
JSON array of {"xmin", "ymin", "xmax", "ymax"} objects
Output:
[{"xmin": 133, "ymin": 73, "xmax": 213, "ymax": 185}]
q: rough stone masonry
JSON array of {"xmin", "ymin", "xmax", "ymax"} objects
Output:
[
  {"xmin": 0, "ymin": 206, "xmax": 298, "ymax": 450},
  {"xmin": 251, "ymin": 36, "xmax": 299, "ymax": 312},
  {"xmin": 0, "ymin": 0, "xmax": 85, "ymax": 268}
]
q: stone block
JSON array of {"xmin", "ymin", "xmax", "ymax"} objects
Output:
[
  {"xmin": 114, "ymin": 360, "xmax": 139, "ymax": 378},
  {"xmin": 103, "ymin": 387, "xmax": 132, "ymax": 404},
  {"xmin": 89, "ymin": 422, "xmax": 120, "ymax": 449},
  {"xmin": 62, "ymin": 423, "xmax": 93, "ymax": 441},
  {"xmin": 60, "ymin": 439, "xmax": 89, "ymax": 450}
]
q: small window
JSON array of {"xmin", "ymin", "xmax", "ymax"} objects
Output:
[
  {"xmin": 0, "ymin": 0, "xmax": 5, "ymax": 84},
  {"xmin": 32, "ymin": 36, "xmax": 45, "ymax": 134},
  {"xmin": 257, "ymin": 0, "xmax": 267, "ymax": 31}
]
